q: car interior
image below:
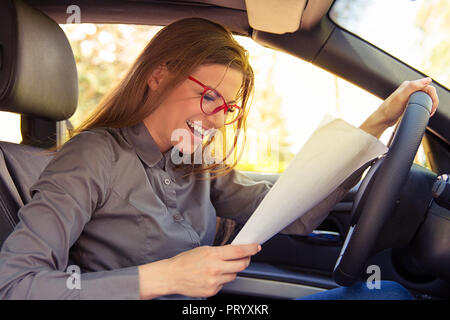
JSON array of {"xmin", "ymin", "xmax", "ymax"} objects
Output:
[{"xmin": 0, "ymin": 0, "xmax": 449, "ymax": 300}]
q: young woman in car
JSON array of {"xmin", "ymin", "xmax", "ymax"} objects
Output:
[{"xmin": 0, "ymin": 18, "xmax": 438, "ymax": 300}]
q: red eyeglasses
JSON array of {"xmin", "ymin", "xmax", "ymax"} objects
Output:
[{"xmin": 188, "ymin": 75, "xmax": 243, "ymax": 125}]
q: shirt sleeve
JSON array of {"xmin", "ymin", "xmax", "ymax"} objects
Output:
[
  {"xmin": 0, "ymin": 131, "xmax": 140, "ymax": 300},
  {"xmin": 211, "ymin": 168, "xmax": 273, "ymax": 225},
  {"xmin": 211, "ymin": 161, "xmax": 369, "ymax": 239}
]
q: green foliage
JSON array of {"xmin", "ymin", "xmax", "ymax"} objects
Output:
[{"xmin": 61, "ymin": 24, "xmax": 162, "ymax": 128}]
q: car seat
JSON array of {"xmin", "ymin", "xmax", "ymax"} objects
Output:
[{"xmin": 0, "ymin": 0, "xmax": 78, "ymax": 247}]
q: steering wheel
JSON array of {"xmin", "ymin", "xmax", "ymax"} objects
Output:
[{"xmin": 333, "ymin": 91, "xmax": 433, "ymax": 286}]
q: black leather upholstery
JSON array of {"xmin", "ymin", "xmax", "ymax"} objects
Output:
[
  {"xmin": 0, "ymin": 0, "xmax": 77, "ymax": 247},
  {"xmin": 0, "ymin": 0, "xmax": 78, "ymax": 120}
]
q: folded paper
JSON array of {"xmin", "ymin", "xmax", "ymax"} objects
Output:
[{"xmin": 232, "ymin": 116, "xmax": 389, "ymax": 245}]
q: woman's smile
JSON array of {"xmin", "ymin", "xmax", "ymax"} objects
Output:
[{"xmin": 185, "ymin": 119, "xmax": 204, "ymax": 145}]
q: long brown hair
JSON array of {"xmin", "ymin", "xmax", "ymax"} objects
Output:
[{"xmin": 54, "ymin": 18, "xmax": 254, "ymax": 178}]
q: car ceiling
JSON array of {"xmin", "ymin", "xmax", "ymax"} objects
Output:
[
  {"xmin": 24, "ymin": 0, "xmax": 251, "ymax": 35},
  {"xmin": 23, "ymin": 0, "xmax": 333, "ymax": 36}
]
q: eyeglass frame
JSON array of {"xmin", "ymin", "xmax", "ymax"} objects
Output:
[{"xmin": 187, "ymin": 75, "xmax": 243, "ymax": 125}]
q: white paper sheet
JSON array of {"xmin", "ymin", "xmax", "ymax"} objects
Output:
[{"xmin": 231, "ymin": 116, "xmax": 389, "ymax": 245}]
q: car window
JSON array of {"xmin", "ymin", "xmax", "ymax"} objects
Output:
[
  {"xmin": 330, "ymin": 0, "xmax": 449, "ymax": 90},
  {"xmin": 234, "ymin": 35, "xmax": 391, "ymax": 173},
  {"xmin": 61, "ymin": 24, "xmax": 163, "ymax": 127},
  {"xmin": 0, "ymin": 112, "xmax": 21, "ymax": 143},
  {"xmin": 55, "ymin": 23, "xmax": 430, "ymax": 173}
]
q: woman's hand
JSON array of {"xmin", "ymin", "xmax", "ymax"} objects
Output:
[
  {"xmin": 360, "ymin": 77, "xmax": 439, "ymax": 138},
  {"xmin": 379, "ymin": 77, "xmax": 439, "ymax": 127},
  {"xmin": 138, "ymin": 243, "xmax": 261, "ymax": 299}
]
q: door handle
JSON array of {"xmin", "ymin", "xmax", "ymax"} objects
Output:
[{"xmin": 291, "ymin": 230, "xmax": 343, "ymax": 246}]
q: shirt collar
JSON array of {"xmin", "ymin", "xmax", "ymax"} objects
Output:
[{"xmin": 121, "ymin": 121, "xmax": 165, "ymax": 168}]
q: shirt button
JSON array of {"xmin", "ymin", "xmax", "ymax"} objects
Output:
[
  {"xmin": 164, "ymin": 178, "xmax": 171, "ymax": 185},
  {"xmin": 173, "ymin": 214, "xmax": 183, "ymax": 222}
]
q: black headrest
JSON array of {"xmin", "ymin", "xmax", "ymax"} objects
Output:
[{"xmin": 0, "ymin": 0, "xmax": 78, "ymax": 121}]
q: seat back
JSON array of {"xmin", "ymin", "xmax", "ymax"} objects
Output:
[
  {"xmin": 0, "ymin": 0, "xmax": 78, "ymax": 247},
  {"xmin": 0, "ymin": 143, "xmax": 54, "ymax": 247}
]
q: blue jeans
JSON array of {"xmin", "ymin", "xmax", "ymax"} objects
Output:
[{"xmin": 296, "ymin": 281, "xmax": 414, "ymax": 300}]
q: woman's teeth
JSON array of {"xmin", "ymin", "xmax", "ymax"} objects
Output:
[{"xmin": 186, "ymin": 120, "xmax": 206, "ymax": 136}]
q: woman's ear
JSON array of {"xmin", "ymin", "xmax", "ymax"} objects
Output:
[{"xmin": 147, "ymin": 64, "xmax": 169, "ymax": 91}]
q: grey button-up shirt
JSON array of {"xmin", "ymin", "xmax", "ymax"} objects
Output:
[{"xmin": 0, "ymin": 121, "xmax": 364, "ymax": 299}]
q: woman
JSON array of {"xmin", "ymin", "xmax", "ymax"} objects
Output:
[{"xmin": 0, "ymin": 18, "xmax": 438, "ymax": 300}]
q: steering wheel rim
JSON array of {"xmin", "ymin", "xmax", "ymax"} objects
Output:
[{"xmin": 333, "ymin": 91, "xmax": 433, "ymax": 286}]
